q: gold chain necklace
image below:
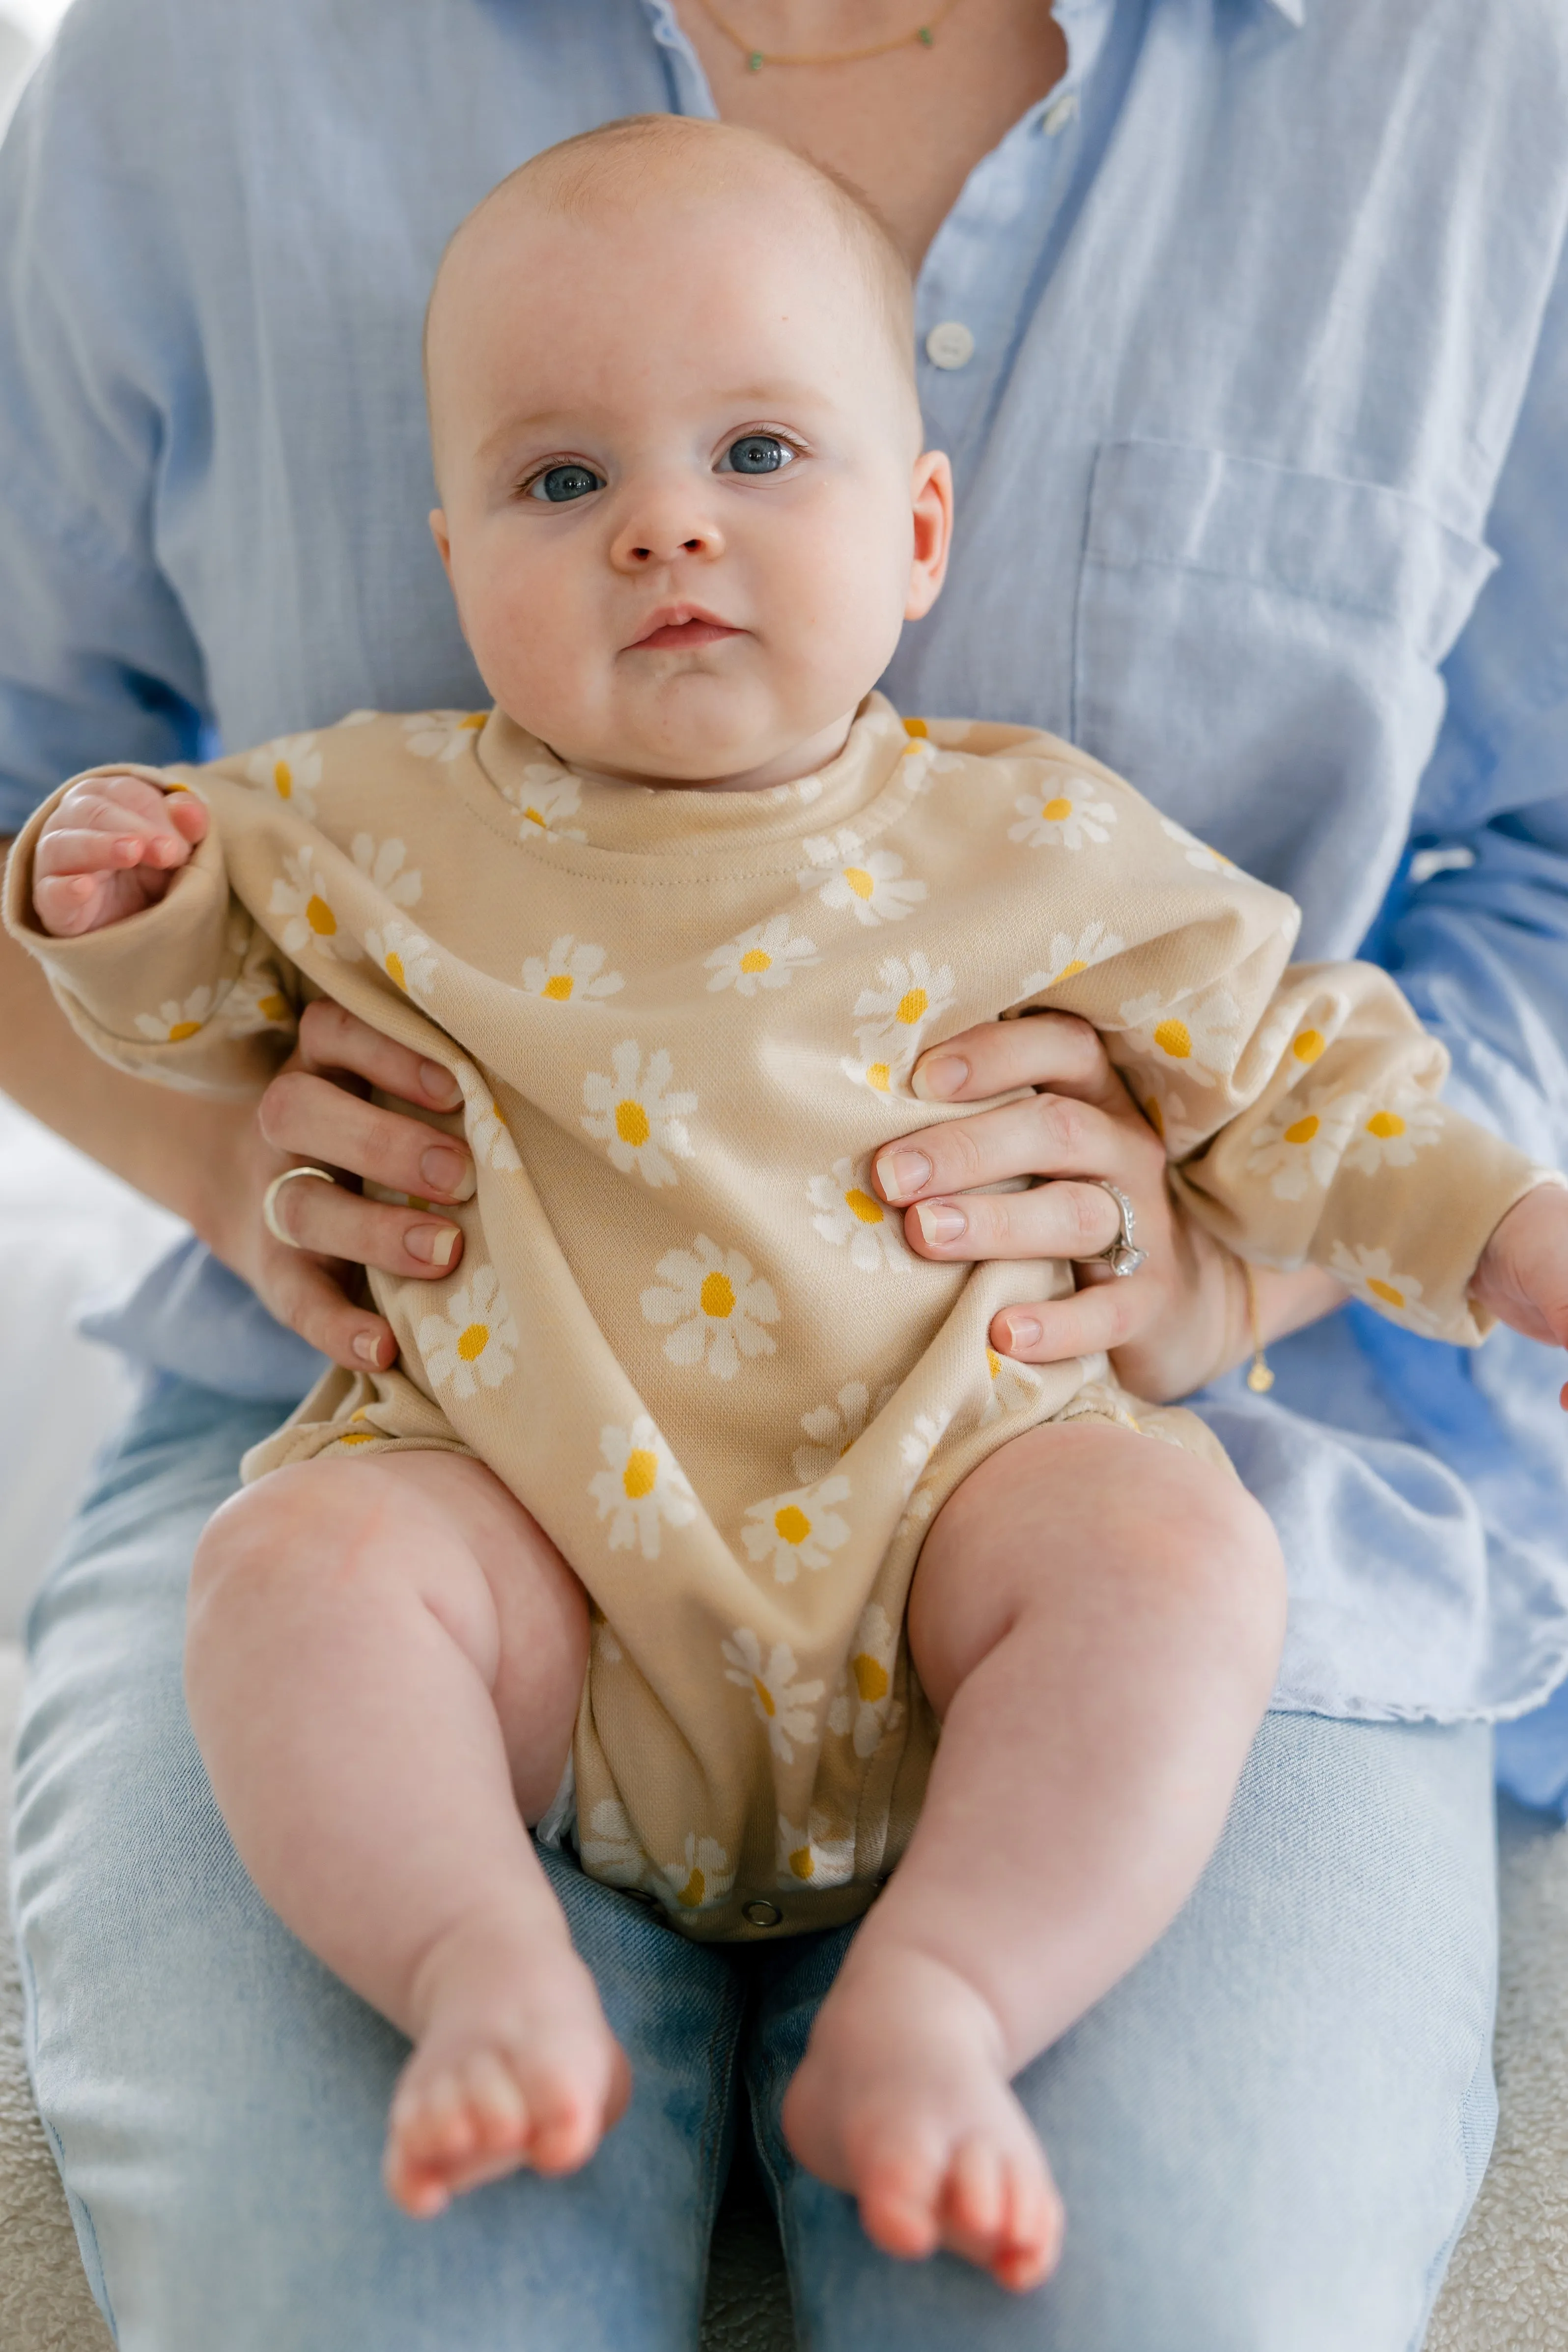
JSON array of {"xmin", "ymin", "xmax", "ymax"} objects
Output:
[{"xmin": 695, "ymin": 0, "xmax": 961, "ymax": 71}]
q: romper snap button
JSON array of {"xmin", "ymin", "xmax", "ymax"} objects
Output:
[{"xmin": 743, "ymin": 1899, "xmax": 783, "ymax": 1929}]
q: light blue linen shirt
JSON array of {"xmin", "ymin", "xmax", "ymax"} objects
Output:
[{"xmin": 3, "ymin": 0, "xmax": 1568, "ymax": 1774}]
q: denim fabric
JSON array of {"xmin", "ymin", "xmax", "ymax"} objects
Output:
[{"xmin": 12, "ymin": 1377, "xmax": 1499, "ymax": 2347}]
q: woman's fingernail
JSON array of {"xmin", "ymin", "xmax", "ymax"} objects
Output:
[
  {"xmin": 352, "ymin": 1330, "xmax": 386, "ymax": 1367},
  {"xmin": 420, "ymin": 1145, "xmax": 476, "ymax": 1200},
  {"xmin": 420, "ymin": 1060, "xmax": 462, "ymax": 1107},
  {"xmin": 874, "ymin": 1148, "xmax": 932, "ymax": 1203},
  {"xmin": 407, "ymin": 1222, "xmax": 461, "ymax": 1268},
  {"xmin": 1004, "ymin": 1317, "xmax": 1042, "ymax": 1351},
  {"xmin": 911, "ymin": 1054, "xmax": 969, "ymax": 1102},
  {"xmin": 913, "ymin": 1201, "xmax": 967, "ymax": 1246}
]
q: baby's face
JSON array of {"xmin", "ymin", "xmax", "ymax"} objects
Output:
[{"xmin": 427, "ymin": 178, "xmax": 951, "ymax": 790}]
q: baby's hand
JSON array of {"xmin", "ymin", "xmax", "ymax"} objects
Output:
[
  {"xmin": 1473, "ymin": 1184, "xmax": 1568, "ymax": 1405},
  {"xmin": 32, "ymin": 771, "xmax": 209, "ymax": 937}
]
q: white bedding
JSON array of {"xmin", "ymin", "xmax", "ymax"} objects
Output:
[{"xmin": 0, "ymin": 1093, "xmax": 181, "ymax": 1636}]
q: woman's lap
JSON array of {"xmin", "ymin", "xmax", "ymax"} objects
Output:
[{"xmin": 10, "ymin": 1376, "xmax": 1498, "ymax": 2349}]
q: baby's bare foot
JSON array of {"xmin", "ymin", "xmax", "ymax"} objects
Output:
[
  {"xmin": 782, "ymin": 1945, "xmax": 1062, "ymax": 2293},
  {"xmin": 384, "ymin": 1906, "xmax": 630, "ymax": 2217}
]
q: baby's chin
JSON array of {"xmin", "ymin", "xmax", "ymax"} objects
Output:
[{"xmin": 521, "ymin": 682, "xmax": 850, "ymax": 794}]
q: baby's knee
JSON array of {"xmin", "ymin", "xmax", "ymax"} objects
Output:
[
  {"xmin": 1154, "ymin": 1457, "xmax": 1288, "ymax": 1674},
  {"xmin": 188, "ymin": 1461, "xmax": 365, "ymax": 1631}
]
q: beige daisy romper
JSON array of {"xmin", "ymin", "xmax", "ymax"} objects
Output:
[{"xmin": 5, "ymin": 696, "xmax": 1544, "ymax": 1939}]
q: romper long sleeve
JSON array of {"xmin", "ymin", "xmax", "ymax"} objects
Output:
[{"xmin": 5, "ymin": 700, "xmax": 1550, "ymax": 1936}]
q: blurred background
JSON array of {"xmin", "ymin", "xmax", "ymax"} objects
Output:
[{"xmin": 0, "ymin": 0, "xmax": 185, "ymax": 1639}]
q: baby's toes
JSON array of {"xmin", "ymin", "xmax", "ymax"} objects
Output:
[
  {"xmin": 455, "ymin": 2048, "xmax": 531, "ymax": 2157},
  {"xmin": 852, "ymin": 2128, "xmax": 947, "ymax": 2263},
  {"xmin": 518, "ymin": 2037, "xmax": 624, "ymax": 2175},
  {"xmin": 970, "ymin": 2142, "xmax": 1062, "ymax": 2295}
]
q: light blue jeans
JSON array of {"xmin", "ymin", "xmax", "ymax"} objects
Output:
[{"xmin": 11, "ymin": 1373, "xmax": 1498, "ymax": 2350}]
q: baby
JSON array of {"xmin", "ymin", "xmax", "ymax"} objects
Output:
[{"xmin": 10, "ymin": 116, "xmax": 1568, "ymax": 2296}]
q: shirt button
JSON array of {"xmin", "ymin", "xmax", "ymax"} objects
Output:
[
  {"xmin": 1043, "ymin": 90, "xmax": 1079, "ymax": 136},
  {"xmin": 924, "ymin": 320, "xmax": 975, "ymax": 371},
  {"xmin": 742, "ymin": 1898, "xmax": 783, "ymax": 1929}
]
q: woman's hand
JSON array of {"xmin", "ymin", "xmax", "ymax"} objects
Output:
[
  {"xmin": 200, "ymin": 999, "xmax": 475, "ymax": 1373},
  {"xmin": 871, "ymin": 1012, "xmax": 1344, "ymax": 1402}
]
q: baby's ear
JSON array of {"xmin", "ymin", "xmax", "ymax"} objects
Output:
[
  {"xmin": 905, "ymin": 449, "xmax": 953, "ymax": 621},
  {"xmin": 428, "ymin": 509, "xmax": 453, "ymax": 580}
]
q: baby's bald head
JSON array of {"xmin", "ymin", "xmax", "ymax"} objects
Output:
[{"xmin": 424, "ymin": 115, "xmax": 919, "ymax": 480}]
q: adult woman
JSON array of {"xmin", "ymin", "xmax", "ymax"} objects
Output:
[{"xmin": 1, "ymin": 1, "xmax": 1564, "ymax": 2345}]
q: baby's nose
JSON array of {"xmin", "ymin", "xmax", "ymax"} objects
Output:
[{"xmin": 611, "ymin": 492, "xmax": 723, "ymax": 570}]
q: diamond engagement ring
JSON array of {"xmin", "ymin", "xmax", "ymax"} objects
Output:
[
  {"xmin": 1089, "ymin": 1179, "xmax": 1147, "ymax": 1277},
  {"xmin": 262, "ymin": 1163, "xmax": 338, "ymax": 1247}
]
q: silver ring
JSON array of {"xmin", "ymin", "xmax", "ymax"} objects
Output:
[
  {"xmin": 262, "ymin": 1163, "xmax": 338, "ymax": 1248},
  {"xmin": 1090, "ymin": 1179, "xmax": 1147, "ymax": 1277}
]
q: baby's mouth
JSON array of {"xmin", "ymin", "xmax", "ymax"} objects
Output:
[{"xmin": 627, "ymin": 607, "xmax": 742, "ymax": 653}]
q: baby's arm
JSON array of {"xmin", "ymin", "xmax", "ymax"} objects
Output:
[{"xmin": 4, "ymin": 764, "xmax": 297, "ymax": 1095}]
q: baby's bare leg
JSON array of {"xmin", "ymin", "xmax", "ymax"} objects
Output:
[
  {"xmin": 783, "ymin": 1421, "xmax": 1287, "ymax": 2291},
  {"xmin": 184, "ymin": 1450, "xmax": 625, "ymax": 2218}
]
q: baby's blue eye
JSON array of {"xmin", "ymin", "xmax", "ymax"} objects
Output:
[
  {"xmin": 722, "ymin": 435, "xmax": 793, "ymax": 476},
  {"xmin": 529, "ymin": 463, "xmax": 604, "ymax": 504}
]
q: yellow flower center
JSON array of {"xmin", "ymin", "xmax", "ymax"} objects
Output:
[
  {"xmin": 752, "ymin": 1676, "xmax": 777, "ymax": 1718},
  {"xmin": 866, "ymin": 1063, "xmax": 891, "ymax": 1092},
  {"xmin": 461, "ymin": 712, "xmax": 486, "ymax": 731},
  {"xmin": 615, "ymin": 1099, "xmax": 651, "ymax": 1148},
  {"xmin": 789, "ymin": 1845, "xmax": 815, "ymax": 1879},
  {"xmin": 168, "ymin": 1019, "xmax": 202, "ymax": 1041},
  {"xmin": 622, "ymin": 1448, "xmax": 658, "ymax": 1500},
  {"xmin": 1366, "ymin": 1110, "xmax": 1405, "ymax": 1140},
  {"xmin": 1041, "ymin": 795, "xmax": 1074, "ymax": 822},
  {"xmin": 542, "ymin": 972, "xmax": 574, "ymax": 1001},
  {"xmin": 336, "ymin": 1430, "xmax": 377, "ymax": 1446},
  {"xmin": 896, "ymin": 987, "xmax": 928, "ymax": 1027},
  {"xmin": 258, "ymin": 993, "xmax": 288, "ymax": 1021},
  {"xmin": 739, "ymin": 948, "xmax": 772, "ymax": 975},
  {"xmin": 844, "ymin": 1187, "xmax": 883, "ymax": 1225},
  {"xmin": 852, "ymin": 1653, "xmax": 890, "ymax": 1704},
  {"xmin": 985, "ymin": 1348, "xmax": 1002, "ymax": 1379},
  {"xmin": 523, "ymin": 807, "xmax": 546, "ymax": 830},
  {"xmin": 1284, "ymin": 1114, "xmax": 1319, "ymax": 1145},
  {"xmin": 774, "ymin": 1505, "xmax": 812, "ymax": 1547},
  {"xmin": 456, "ymin": 1322, "xmax": 489, "ymax": 1362},
  {"xmin": 902, "ymin": 716, "xmax": 928, "ymax": 738},
  {"xmin": 1153, "ymin": 1018, "xmax": 1191, "ymax": 1060},
  {"xmin": 700, "ymin": 1271, "xmax": 736, "ymax": 1320},
  {"xmin": 305, "ymin": 894, "xmax": 336, "ymax": 937},
  {"xmin": 273, "ymin": 760, "xmax": 292, "ymax": 798},
  {"xmin": 384, "ymin": 952, "xmax": 405, "ymax": 990},
  {"xmin": 1366, "ymin": 1276, "xmax": 1406, "ymax": 1308},
  {"xmin": 843, "ymin": 867, "xmax": 875, "ymax": 900},
  {"xmin": 1292, "ymin": 1028, "xmax": 1325, "ymax": 1064},
  {"xmin": 677, "ymin": 1867, "xmax": 705, "ymax": 1907},
  {"xmin": 1054, "ymin": 959, "xmax": 1087, "ymax": 982}
]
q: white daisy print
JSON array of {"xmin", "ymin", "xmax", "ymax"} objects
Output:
[
  {"xmin": 808, "ymin": 1155, "xmax": 913, "ymax": 1273},
  {"xmin": 401, "ymin": 709, "xmax": 488, "ymax": 763},
  {"xmin": 896, "ymin": 1405, "xmax": 952, "ymax": 1537},
  {"xmin": 1159, "ymin": 814, "xmax": 1239, "ymax": 875},
  {"xmin": 417, "ymin": 1264, "xmax": 518, "ymax": 1400},
  {"xmin": 269, "ymin": 846, "xmax": 358, "ymax": 962},
  {"xmin": 827, "ymin": 1602, "xmax": 903, "ymax": 1759},
  {"xmin": 705, "ymin": 916, "xmax": 819, "ymax": 996},
  {"xmin": 134, "ymin": 985, "xmax": 220, "ymax": 1043},
  {"xmin": 980, "ymin": 1346, "xmax": 1047, "ymax": 1424},
  {"xmin": 1328, "ymin": 1242, "xmax": 1444, "ymax": 1335},
  {"xmin": 849, "ymin": 952, "xmax": 956, "ymax": 1060},
  {"xmin": 792, "ymin": 1380, "xmax": 896, "ymax": 1483},
  {"xmin": 520, "ymin": 934, "xmax": 623, "ymax": 1005},
  {"xmin": 589, "ymin": 1416, "xmax": 698, "ymax": 1560},
  {"xmin": 1008, "ymin": 779, "xmax": 1118, "ymax": 851},
  {"xmin": 349, "ymin": 834, "xmax": 422, "ymax": 906},
  {"xmin": 740, "ymin": 1474, "xmax": 851, "ymax": 1585},
  {"xmin": 505, "ymin": 764, "xmax": 587, "ymax": 844},
  {"xmin": 798, "ymin": 831, "xmax": 925, "ymax": 927},
  {"xmin": 364, "ymin": 916, "xmax": 439, "ymax": 1003},
  {"xmin": 1341, "ymin": 1093, "xmax": 1445, "ymax": 1176},
  {"xmin": 220, "ymin": 969, "xmax": 294, "ymax": 1035},
  {"xmin": 578, "ymin": 1798, "xmax": 649, "ymax": 1889},
  {"xmin": 582, "ymin": 1042, "xmax": 697, "ymax": 1187},
  {"xmin": 664, "ymin": 1830, "xmax": 735, "ymax": 1912},
  {"xmin": 453, "ymin": 1060, "xmax": 522, "ymax": 1172},
  {"xmin": 1119, "ymin": 988, "xmax": 1241, "ymax": 1090},
  {"xmin": 897, "ymin": 730, "xmax": 966, "ymax": 796},
  {"xmin": 246, "ymin": 732, "xmax": 322, "ymax": 818},
  {"xmin": 641, "ymin": 1236, "xmax": 779, "ymax": 1380},
  {"xmin": 722, "ymin": 1629, "xmax": 825, "ymax": 1766},
  {"xmin": 1245, "ymin": 1089, "xmax": 1357, "ymax": 1201},
  {"xmin": 777, "ymin": 1810, "xmax": 855, "ymax": 1890},
  {"xmin": 1017, "ymin": 921, "xmax": 1127, "ymax": 997}
]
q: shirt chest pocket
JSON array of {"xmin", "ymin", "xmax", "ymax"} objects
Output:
[{"xmin": 1069, "ymin": 441, "xmax": 1496, "ymax": 950}]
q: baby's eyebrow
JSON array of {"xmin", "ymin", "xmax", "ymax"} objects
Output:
[{"xmin": 474, "ymin": 383, "xmax": 834, "ymax": 471}]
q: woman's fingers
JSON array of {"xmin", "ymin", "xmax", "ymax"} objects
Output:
[
  {"xmin": 987, "ymin": 1279, "xmax": 1151, "ymax": 1366},
  {"xmin": 902, "ymin": 1176, "xmax": 1124, "ymax": 1263},
  {"xmin": 874, "ymin": 1089, "xmax": 1157, "ymax": 1216},
  {"xmin": 294, "ymin": 996, "xmax": 464, "ymax": 1112},
  {"xmin": 910, "ymin": 1010, "xmax": 1125, "ymax": 1112},
  {"xmin": 262, "ymin": 1165, "xmax": 465, "ymax": 1281},
  {"xmin": 259, "ymin": 1068, "xmax": 476, "ymax": 1203},
  {"xmin": 255, "ymin": 1235, "xmax": 400, "ymax": 1371}
]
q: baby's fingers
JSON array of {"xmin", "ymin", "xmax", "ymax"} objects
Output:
[{"xmin": 32, "ymin": 868, "xmax": 126, "ymax": 938}]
